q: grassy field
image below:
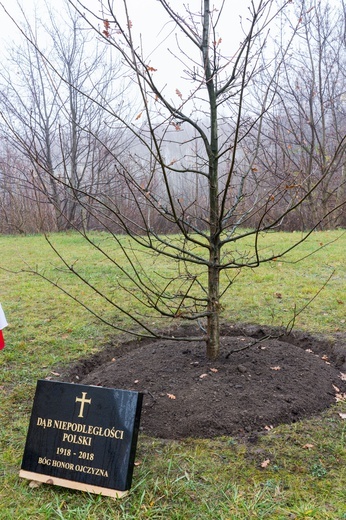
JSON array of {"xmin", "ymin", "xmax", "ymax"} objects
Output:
[{"xmin": 1, "ymin": 230, "xmax": 346, "ymax": 519}]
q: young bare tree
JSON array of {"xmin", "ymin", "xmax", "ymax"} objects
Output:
[{"xmin": 2, "ymin": 0, "xmax": 346, "ymax": 359}]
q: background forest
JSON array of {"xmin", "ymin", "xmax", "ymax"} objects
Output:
[{"xmin": 0, "ymin": 0, "xmax": 345, "ymax": 235}]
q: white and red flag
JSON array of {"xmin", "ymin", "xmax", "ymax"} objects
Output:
[{"xmin": 0, "ymin": 303, "xmax": 8, "ymax": 350}]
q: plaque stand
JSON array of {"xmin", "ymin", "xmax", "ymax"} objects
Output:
[{"xmin": 19, "ymin": 470, "xmax": 128, "ymax": 498}]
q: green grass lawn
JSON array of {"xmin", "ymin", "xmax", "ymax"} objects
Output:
[{"xmin": 1, "ymin": 230, "xmax": 346, "ymax": 519}]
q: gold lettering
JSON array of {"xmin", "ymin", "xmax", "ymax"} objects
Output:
[
  {"xmin": 52, "ymin": 460, "xmax": 75, "ymax": 470},
  {"xmin": 53, "ymin": 420, "xmax": 69, "ymax": 430},
  {"xmin": 38, "ymin": 456, "xmax": 51, "ymax": 465},
  {"xmin": 74, "ymin": 464, "xmax": 109, "ymax": 478},
  {"xmin": 37, "ymin": 417, "xmax": 53, "ymax": 429},
  {"xmin": 62, "ymin": 433, "xmax": 92, "ymax": 446},
  {"xmin": 45, "ymin": 416, "xmax": 124, "ymax": 442}
]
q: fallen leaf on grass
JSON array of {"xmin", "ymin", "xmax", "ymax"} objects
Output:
[
  {"xmin": 51, "ymin": 371, "xmax": 60, "ymax": 377},
  {"xmin": 333, "ymin": 384, "xmax": 346, "ymax": 402},
  {"xmin": 134, "ymin": 461, "xmax": 142, "ymax": 466},
  {"xmin": 338, "ymin": 413, "xmax": 346, "ymax": 419},
  {"xmin": 303, "ymin": 443, "xmax": 314, "ymax": 450},
  {"xmin": 270, "ymin": 366, "xmax": 281, "ymax": 371},
  {"xmin": 167, "ymin": 393, "xmax": 176, "ymax": 400},
  {"xmin": 29, "ymin": 480, "xmax": 43, "ymax": 489},
  {"xmin": 261, "ymin": 459, "xmax": 270, "ymax": 468}
]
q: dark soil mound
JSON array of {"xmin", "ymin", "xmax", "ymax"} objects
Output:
[{"xmin": 64, "ymin": 324, "xmax": 346, "ymax": 439}]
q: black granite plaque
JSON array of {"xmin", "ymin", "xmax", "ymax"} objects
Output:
[{"xmin": 20, "ymin": 380, "xmax": 143, "ymax": 496}]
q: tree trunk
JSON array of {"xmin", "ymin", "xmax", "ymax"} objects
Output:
[
  {"xmin": 203, "ymin": 0, "xmax": 221, "ymax": 359},
  {"xmin": 207, "ymin": 260, "xmax": 220, "ymax": 360}
]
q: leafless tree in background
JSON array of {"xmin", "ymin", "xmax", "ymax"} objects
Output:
[
  {"xmin": 0, "ymin": 2, "xmax": 130, "ymax": 231},
  {"xmin": 252, "ymin": 0, "xmax": 346, "ymax": 230}
]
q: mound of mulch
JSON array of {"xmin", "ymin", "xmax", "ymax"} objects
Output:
[{"xmin": 63, "ymin": 324, "xmax": 346, "ymax": 439}]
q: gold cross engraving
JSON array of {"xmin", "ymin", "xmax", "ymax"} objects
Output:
[{"xmin": 75, "ymin": 392, "xmax": 92, "ymax": 418}]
